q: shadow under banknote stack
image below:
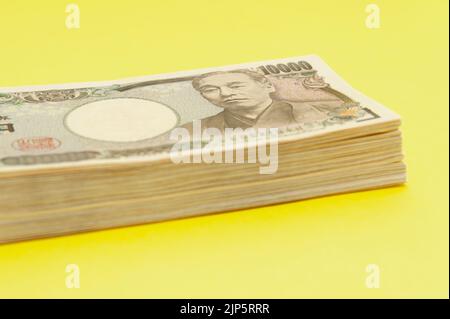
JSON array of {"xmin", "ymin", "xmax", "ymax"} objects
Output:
[{"xmin": 0, "ymin": 55, "xmax": 406, "ymax": 243}]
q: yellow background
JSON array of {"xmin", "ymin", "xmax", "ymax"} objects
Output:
[{"xmin": 0, "ymin": 0, "xmax": 448, "ymax": 298}]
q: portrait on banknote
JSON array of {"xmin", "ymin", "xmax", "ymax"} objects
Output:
[{"xmin": 180, "ymin": 67, "xmax": 369, "ymax": 133}]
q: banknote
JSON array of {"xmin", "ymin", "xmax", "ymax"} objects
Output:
[{"xmin": 0, "ymin": 55, "xmax": 399, "ymax": 172}]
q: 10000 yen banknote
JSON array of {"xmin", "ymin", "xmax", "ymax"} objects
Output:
[{"xmin": 0, "ymin": 55, "xmax": 398, "ymax": 171}]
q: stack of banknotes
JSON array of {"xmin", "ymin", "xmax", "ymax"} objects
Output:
[{"xmin": 0, "ymin": 55, "xmax": 406, "ymax": 243}]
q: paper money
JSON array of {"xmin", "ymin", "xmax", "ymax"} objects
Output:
[
  {"xmin": 0, "ymin": 55, "xmax": 405, "ymax": 243},
  {"xmin": 0, "ymin": 55, "xmax": 397, "ymax": 171}
]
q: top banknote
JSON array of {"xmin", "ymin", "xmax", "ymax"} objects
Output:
[{"xmin": 0, "ymin": 55, "xmax": 399, "ymax": 172}]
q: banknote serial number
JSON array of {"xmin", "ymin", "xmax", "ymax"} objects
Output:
[{"xmin": 180, "ymin": 303, "xmax": 270, "ymax": 316}]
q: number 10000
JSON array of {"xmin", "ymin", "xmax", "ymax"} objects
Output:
[{"xmin": 257, "ymin": 61, "xmax": 313, "ymax": 75}]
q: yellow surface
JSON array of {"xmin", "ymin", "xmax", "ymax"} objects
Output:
[{"xmin": 0, "ymin": 0, "xmax": 448, "ymax": 298}]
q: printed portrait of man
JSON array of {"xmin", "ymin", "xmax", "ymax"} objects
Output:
[
  {"xmin": 178, "ymin": 69, "xmax": 356, "ymax": 133},
  {"xmin": 145, "ymin": 68, "xmax": 367, "ymax": 149}
]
